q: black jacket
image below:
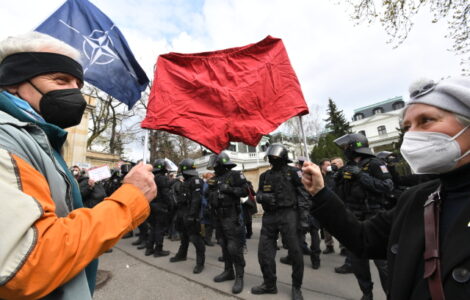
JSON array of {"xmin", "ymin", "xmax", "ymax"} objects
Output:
[
  {"xmin": 311, "ymin": 169, "xmax": 470, "ymax": 300},
  {"xmin": 335, "ymin": 157, "xmax": 393, "ymax": 213},
  {"xmin": 207, "ymin": 170, "xmax": 248, "ymax": 210},
  {"xmin": 78, "ymin": 176, "xmax": 107, "ymax": 208},
  {"xmin": 152, "ymin": 173, "xmax": 172, "ymax": 213},
  {"xmin": 257, "ymin": 165, "xmax": 304, "ymax": 209},
  {"xmin": 176, "ymin": 176, "xmax": 203, "ymax": 220}
]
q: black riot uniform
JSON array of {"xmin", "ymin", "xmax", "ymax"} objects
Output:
[
  {"xmin": 145, "ymin": 159, "xmax": 173, "ymax": 257},
  {"xmin": 334, "ymin": 134, "xmax": 393, "ymax": 300},
  {"xmin": 251, "ymin": 144, "xmax": 305, "ymax": 300},
  {"xmin": 376, "ymin": 151, "xmax": 438, "ymax": 210},
  {"xmin": 103, "ymin": 168, "xmax": 121, "ymax": 196},
  {"xmin": 207, "ymin": 152, "xmax": 248, "ymax": 294},
  {"xmin": 169, "ymin": 159, "xmax": 206, "ymax": 274},
  {"xmin": 118, "ymin": 163, "xmax": 142, "ymax": 241}
]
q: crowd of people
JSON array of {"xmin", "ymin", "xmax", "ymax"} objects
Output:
[{"xmin": 0, "ymin": 31, "xmax": 469, "ymax": 300}]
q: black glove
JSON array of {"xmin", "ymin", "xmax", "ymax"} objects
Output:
[
  {"xmin": 343, "ymin": 165, "xmax": 361, "ymax": 176},
  {"xmin": 219, "ymin": 183, "xmax": 232, "ymax": 194}
]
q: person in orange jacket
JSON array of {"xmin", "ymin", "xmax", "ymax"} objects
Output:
[{"xmin": 0, "ymin": 32, "xmax": 156, "ymax": 300}]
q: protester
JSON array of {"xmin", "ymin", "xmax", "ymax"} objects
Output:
[
  {"xmin": 71, "ymin": 165, "xmax": 81, "ymax": 179},
  {"xmin": 0, "ymin": 32, "xmax": 156, "ymax": 299},
  {"xmin": 302, "ymin": 77, "xmax": 470, "ymax": 300}
]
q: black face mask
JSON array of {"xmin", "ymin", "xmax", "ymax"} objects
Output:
[
  {"xmin": 269, "ymin": 156, "xmax": 286, "ymax": 170},
  {"xmin": 39, "ymin": 88, "xmax": 87, "ymax": 128},
  {"xmin": 214, "ymin": 164, "xmax": 227, "ymax": 175},
  {"xmin": 344, "ymin": 149, "xmax": 357, "ymax": 162},
  {"xmin": 28, "ymin": 81, "xmax": 86, "ymax": 128}
]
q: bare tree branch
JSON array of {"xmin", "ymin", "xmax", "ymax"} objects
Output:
[{"xmin": 344, "ymin": 0, "xmax": 470, "ymax": 75}]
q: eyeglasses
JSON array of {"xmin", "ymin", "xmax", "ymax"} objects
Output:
[{"xmin": 410, "ymin": 82, "xmax": 436, "ymax": 99}]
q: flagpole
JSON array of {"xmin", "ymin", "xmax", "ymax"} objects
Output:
[
  {"xmin": 143, "ymin": 129, "xmax": 149, "ymax": 164},
  {"xmin": 142, "ymin": 83, "xmax": 152, "ymax": 165},
  {"xmin": 298, "ymin": 115, "xmax": 310, "ymax": 162},
  {"xmin": 256, "ymin": 144, "xmax": 260, "ymax": 167}
]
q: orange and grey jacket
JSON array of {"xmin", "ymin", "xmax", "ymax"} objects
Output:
[{"xmin": 0, "ymin": 93, "xmax": 149, "ymax": 299}]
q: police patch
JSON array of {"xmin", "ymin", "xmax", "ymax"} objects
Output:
[
  {"xmin": 297, "ymin": 170, "xmax": 303, "ymax": 178},
  {"xmin": 380, "ymin": 165, "xmax": 389, "ymax": 173},
  {"xmin": 240, "ymin": 174, "xmax": 245, "ymax": 180}
]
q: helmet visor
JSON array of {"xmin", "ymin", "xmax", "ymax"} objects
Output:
[{"xmin": 207, "ymin": 154, "xmax": 218, "ymax": 170}]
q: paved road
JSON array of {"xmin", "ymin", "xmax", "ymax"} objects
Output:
[{"xmin": 94, "ymin": 218, "xmax": 386, "ymax": 300}]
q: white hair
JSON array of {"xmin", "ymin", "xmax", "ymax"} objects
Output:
[{"xmin": 0, "ymin": 31, "xmax": 81, "ymax": 63}]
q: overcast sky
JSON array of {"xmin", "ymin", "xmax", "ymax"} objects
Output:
[
  {"xmin": 0, "ymin": 0, "xmax": 462, "ymax": 115},
  {"xmin": 0, "ymin": 0, "xmax": 462, "ymax": 159}
]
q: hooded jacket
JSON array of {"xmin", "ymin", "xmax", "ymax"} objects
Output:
[{"xmin": 0, "ymin": 92, "xmax": 149, "ymax": 299}]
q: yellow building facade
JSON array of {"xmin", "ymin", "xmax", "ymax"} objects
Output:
[{"xmin": 62, "ymin": 95, "xmax": 121, "ymax": 169}]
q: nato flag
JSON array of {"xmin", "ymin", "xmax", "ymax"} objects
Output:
[{"xmin": 36, "ymin": 0, "xmax": 149, "ymax": 108}]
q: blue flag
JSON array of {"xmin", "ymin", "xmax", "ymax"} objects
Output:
[{"xmin": 36, "ymin": 0, "xmax": 149, "ymax": 108}]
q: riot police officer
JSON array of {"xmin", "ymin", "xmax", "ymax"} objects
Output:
[
  {"xmin": 376, "ymin": 151, "xmax": 437, "ymax": 210},
  {"xmin": 169, "ymin": 159, "xmax": 206, "ymax": 274},
  {"xmin": 103, "ymin": 168, "xmax": 121, "ymax": 196},
  {"xmin": 333, "ymin": 133, "xmax": 392, "ymax": 300},
  {"xmin": 145, "ymin": 159, "xmax": 172, "ymax": 257},
  {"xmin": 118, "ymin": 163, "xmax": 140, "ymax": 240},
  {"xmin": 207, "ymin": 152, "xmax": 248, "ymax": 294},
  {"xmin": 251, "ymin": 144, "xmax": 305, "ymax": 300}
]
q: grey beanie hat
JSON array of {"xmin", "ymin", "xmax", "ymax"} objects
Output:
[{"xmin": 408, "ymin": 77, "xmax": 470, "ymax": 118}]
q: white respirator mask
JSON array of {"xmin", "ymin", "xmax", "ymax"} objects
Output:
[{"xmin": 400, "ymin": 125, "xmax": 470, "ymax": 174}]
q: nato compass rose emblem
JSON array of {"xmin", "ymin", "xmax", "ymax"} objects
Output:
[{"xmin": 59, "ymin": 20, "xmax": 119, "ymax": 74}]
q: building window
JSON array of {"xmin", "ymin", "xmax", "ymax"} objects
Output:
[
  {"xmin": 261, "ymin": 142, "xmax": 269, "ymax": 152},
  {"xmin": 373, "ymin": 107, "xmax": 384, "ymax": 114},
  {"xmin": 354, "ymin": 113, "xmax": 364, "ymax": 121},
  {"xmin": 248, "ymin": 145, "xmax": 257, "ymax": 153},
  {"xmin": 393, "ymin": 101, "xmax": 404, "ymax": 110},
  {"xmin": 227, "ymin": 143, "xmax": 236, "ymax": 152},
  {"xmin": 358, "ymin": 130, "xmax": 366, "ymax": 137},
  {"xmin": 238, "ymin": 143, "xmax": 248, "ymax": 153},
  {"xmin": 377, "ymin": 125, "xmax": 387, "ymax": 135}
]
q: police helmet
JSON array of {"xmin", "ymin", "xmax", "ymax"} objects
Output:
[
  {"xmin": 179, "ymin": 158, "xmax": 198, "ymax": 176},
  {"xmin": 110, "ymin": 168, "xmax": 121, "ymax": 177},
  {"xmin": 334, "ymin": 133, "xmax": 374, "ymax": 157},
  {"xmin": 153, "ymin": 158, "xmax": 168, "ymax": 173},
  {"xmin": 207, "ymin": 151, "xmax": 236, "ymax": 170},
  {"xmin": 265, "ymin": 143, "xmax": 292, "ymax": 162},
  {"xmin": 376, "ymin": 151, "xmax": 393, "ymax": 161},
  {"xmin": 120, "ymin": 163, "xmax": 132, "ymax": 175}
]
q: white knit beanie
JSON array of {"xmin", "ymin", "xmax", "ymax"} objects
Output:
[{"xmin": 408, "ymin": 77, "xmax": 470, "ymax": 118}]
